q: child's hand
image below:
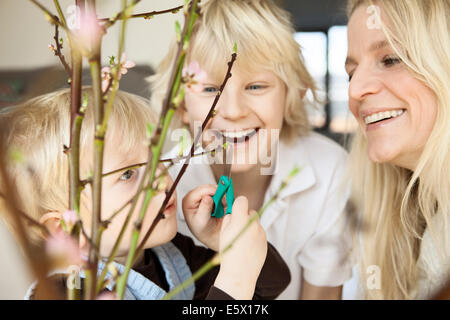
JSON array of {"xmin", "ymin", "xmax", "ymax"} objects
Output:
[
  {"xmin": 182, "ymin": 184, "xmax": 224, "ymax": 251},
  {"xmin": 214, "ymin": 196, "xmax": 268, "ymax": 300}
]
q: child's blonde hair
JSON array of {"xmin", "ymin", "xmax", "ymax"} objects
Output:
[
  {"xmin": 347, "ymin": 0, "xmax": 450, "ymax": 299},
  {"xmin": 148, "ymin": 0, "xmax": 319, "ymax": 141},
  {"xmin": 0, "ymin": 87, "xmax": 157, "ymax": 244}
]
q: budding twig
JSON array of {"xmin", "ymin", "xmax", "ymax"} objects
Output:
[
  {"xmin": 98, "ymin": 4, "xmax": 184, "ymax": 25},
  {"xmin": 134, "ymin": 51, "xmax": 237, "ymax": 260},
  {"xmin": 113, "ymin": 0, "xmax": 201, "ymax": 299},
  {"xmin": 100, "ymin": 0, "xmax": 142, "ymax": 29},
  {"xmin": 52, "ymin": 25, "xmax": 72, "ymax": 76},
  {"xmin": 80, "ymin": 147, "xmax": 220, "ymax": 187}
]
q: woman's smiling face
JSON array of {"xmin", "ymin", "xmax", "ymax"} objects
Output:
[
  {"xmin": 182, "ymin": 63, "xmax": 286, "ymax": 173},
  {"xmin": 345, "ymin": 5, "xmax": 438, "ymax": 170}
]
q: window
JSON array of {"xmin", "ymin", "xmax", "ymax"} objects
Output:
[
  {"xmin": 295, "ymin": 26, "xmax": 358, "ymax": 136},
  {"xmin": 293, "ymin": 32, "xmax": 327, "ymax": 128}
]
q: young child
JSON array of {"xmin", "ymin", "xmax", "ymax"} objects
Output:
[
  {"xmin": 150, "ymin": 0, "xmax": 353, "ymax": 299},
  {"xmin": 0, "ymin": 87, "xmax": 290, "ymax": 300}
]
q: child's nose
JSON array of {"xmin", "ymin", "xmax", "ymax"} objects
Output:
[{"xmin": 217, "ymin": 88, "xmax": 249, "ymax": 120}]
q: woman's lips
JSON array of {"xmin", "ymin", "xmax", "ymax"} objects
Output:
[{"xmin": 365, "ymin": 110, "xmax": 407, "ymax": 132}]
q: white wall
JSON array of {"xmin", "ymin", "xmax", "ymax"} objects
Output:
[
  {"xmin": 0, "ymin": 0, "xmax": 184, "ymax": 299},
  {"xmin": 0, "ymin": 0, "xmax": 184, "ymax": 70}
]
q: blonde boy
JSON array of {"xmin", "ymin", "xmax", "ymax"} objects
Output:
[
  {"xmin": 151, "ymin": 0, "xmax": 353, "ymax": 299},
  {"xmin": 0, "ymin": 87, "xmax": 290, "ymax": 299}
]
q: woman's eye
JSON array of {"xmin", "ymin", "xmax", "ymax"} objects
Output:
[
  {"xmin": 382, "ymin": 55, "xmax": 401, "ymax": 67},
  {"xmin": 119, "ymin": 169, "xmax": 135, "ymax": 182}
]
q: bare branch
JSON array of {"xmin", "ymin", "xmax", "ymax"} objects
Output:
[
  {"xmin": 100, "ymin": 0, "xmax": 142, "ymax": 29},
  {"xmin": 98, "ymin": 4, "xmax": 184, "ymax": 26},
  {"xmin": 53, "ymin": 24, "xmax": 72, "ymax": 76},
  {"xmin": 134, "ymin": 51, "xmax": 237, "ymax": 259}
]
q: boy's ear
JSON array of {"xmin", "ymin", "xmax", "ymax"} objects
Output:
[
  {"xmin": 177, "ymin": 101, "xmax": 190, "ymax": 125},
  {"xmin": 39, "ymin": 212, "xmax": 62, "ymax": 239}
]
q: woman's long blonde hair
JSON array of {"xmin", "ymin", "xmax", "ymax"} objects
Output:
[
  {"xmin": 148, "ymin": 0, "xmax": 319, "ymax": 141},
  {"xmin": 347, "ymin": 0, "xmax": 450, "ymax": 299}
]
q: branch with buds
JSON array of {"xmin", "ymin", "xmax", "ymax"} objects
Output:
[
  {"xmin": 8, "ymin": 0, "xmax": 304, "ymax": 302},
  {"xmin": 48, "ymin": 25, "xmax": 72, "ymax": 76}
]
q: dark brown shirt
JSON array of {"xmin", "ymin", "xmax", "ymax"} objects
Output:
[
  {"xmin": 133, "ymin": 233, "xmax": 291, "ymax": 299},
  {"xmin": 32, "ymin": 233, "xmax": 290, "ymax": 300}
]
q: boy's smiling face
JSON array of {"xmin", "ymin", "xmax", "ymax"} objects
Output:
[
  {"xmin": 182, "ymin": 63, "xmax": 286, "ymax": 173},
  {"xmin": 81, "ymin": 141, "xmax": 178, "ymax": 263}
]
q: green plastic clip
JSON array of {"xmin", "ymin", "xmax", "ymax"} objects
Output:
[{"xmin": 211, "ymin": 175, "xmax": 235, "ymax": 218}]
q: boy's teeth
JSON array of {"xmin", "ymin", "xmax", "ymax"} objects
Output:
[
  {"xmin": 222, "ymin": 128, "xmax": 255, "ymax": 138},
  {"xmin": 364, "ymin": 109, "xmax": 405, "ymax": 125}
]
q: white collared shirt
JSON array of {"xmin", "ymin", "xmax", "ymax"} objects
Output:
[{"xmin": 164, "ymin": 131, "xmax": 353, "ymax": 299}]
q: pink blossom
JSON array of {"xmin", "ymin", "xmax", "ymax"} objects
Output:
[
  {"xmin": 48, "ymin": 44, "xmax": 56, "ymax": 53},
  {"xmin": 118, "ymin": 53, "xmax": 136, "ymax": 76},
  {"xmin": 71, "ymin": 10, "xmax": 103, "ymax": 52},
  {"xmin": 101, "ymin": 53, "xmax": 135, "ymax": 93},
  {"xmin": 182, "ymin": 61, "xmax": 208, "ymax": 93},
  {"xmin": 45, "ymin": 230, "xmax": 83, "ymax": 268},
  {"xmin": 62, "ymin": 210, "xmax": 78, "ymax": 229}
]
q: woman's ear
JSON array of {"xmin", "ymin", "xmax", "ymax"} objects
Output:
[
  {"xmin": 39, "ymin": 211, "xmax": 62, "ymax": 239},
  {"xmin": 299, "ymin": 88, "xmax": 307, "ymax": 99}
]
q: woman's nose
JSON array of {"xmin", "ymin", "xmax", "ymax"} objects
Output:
[{"xmin": 348, "ymin": 66, "xmax": 383, "ymax": 102}]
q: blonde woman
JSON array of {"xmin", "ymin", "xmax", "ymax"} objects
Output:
[
  {"xmin": 345, "ymin": 0, "xmax": 450, "ymax": 299},
  {"xmin": 150, "ymin": 0, "xmax": 353, "ymax": 299}
]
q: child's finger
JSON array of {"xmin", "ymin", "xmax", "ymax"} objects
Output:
[
  {"xmin": 184, "ymin": 184, "xmax": 217, "ymax": 208},
  {"xmin": 194, "ymin": 184, "xmax": 218, "ymax": 199},
  {"xmin": 230, "ymin": 196, "xmax": 249, "ymax": 220},
  {"xmin": 196, "ymin": 195, "xmax": 214, "ymax": 218},
  {"xmin": 221, "ymin": 211, "xmax": 232, "ymax": 231}
]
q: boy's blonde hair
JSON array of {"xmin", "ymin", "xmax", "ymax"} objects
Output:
[
  {"xmin": 0, "ymin": 87, "xmax": 157, "ymax": 244},
  {"xmin": 148, "ymin": 0, "xmax": 318, "ymax": 141},
  {"xmin": 347, "ymin": 0, "xmax": 450, "ymax": 299}
]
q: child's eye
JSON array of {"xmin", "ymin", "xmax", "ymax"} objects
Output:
[
  {"xmin": 203, "ymin": 86, "xmax": 218, "ymax": 93},
  {"xmin": 119, "ymin": 169, "xmax": 136, "ymax": 182},
  {"xmin": 381, "ymin": 55, "xmax": 401, "ymax": 68},
  {"xmin": 246, "ymin": 84, "xmax": 265, "ymax": 90}
]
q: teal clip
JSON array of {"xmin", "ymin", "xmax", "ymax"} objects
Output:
[{"xmin": 211, "ymin": 175, "xmax": 235, "ymax": 218}]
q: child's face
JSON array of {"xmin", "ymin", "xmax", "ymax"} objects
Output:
[
  {"xmin": 182, "ymin": 63, "xmax": 286, "ymax": 173},
  {"xmin": 81, "ymin": 142, "xmax": 178, "ymax": 261}
]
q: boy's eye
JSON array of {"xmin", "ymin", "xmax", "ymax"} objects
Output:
[
  {"xmin": 246, "ymin": 84, "xmax": 264, "ymax": 90},
  {"xmin": 119, "ymin": 169, "xmax": 135, "ymax": 182},
  {"xmin": 203, "ymin": 86, "xmax": 218, "ymax": 93}
]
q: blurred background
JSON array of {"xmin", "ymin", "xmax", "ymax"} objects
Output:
[{"xmin": 0, "ymin": 0, "xmax": 354, "ymax": 299}]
